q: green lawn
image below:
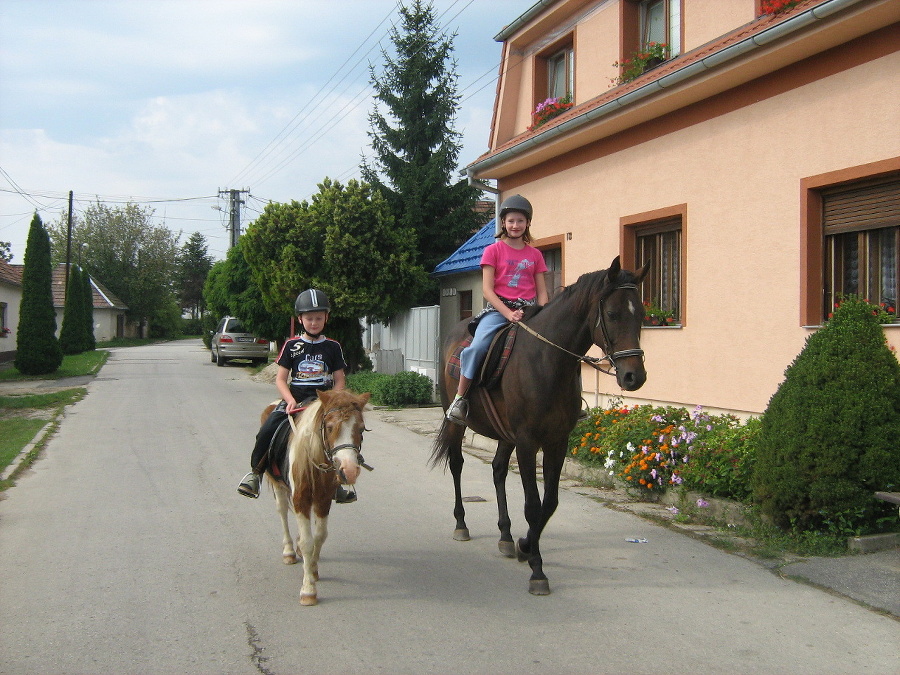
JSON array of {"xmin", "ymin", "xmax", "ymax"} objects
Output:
[{"xmin": 0, "ymin": 418, "xmax": 47, "ymax": 473}]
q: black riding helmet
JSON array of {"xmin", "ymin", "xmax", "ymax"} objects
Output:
[
  {"xmin": 294, "ymin": 288, "xmax": 331, "ymax": 315},
  {"xmin": 498, "ymin": 194, "xmax": 533, "ymax": 221}
]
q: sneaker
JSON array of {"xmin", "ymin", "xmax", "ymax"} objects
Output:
[
  {"xmin": 238, "ymin": 472, "xmax": 260, "ymax": 498},
  {"xmin": 335, "ymin": 485, "xmax": 357, "ymax": 503},
  {"xmin": 446, "ymin": 396, "xmax": 468, "ymax": 425}
]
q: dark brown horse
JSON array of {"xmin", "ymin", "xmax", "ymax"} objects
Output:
[{"xmin": 431, "ymin": 256, "xmax": 649, "ymax": 595}]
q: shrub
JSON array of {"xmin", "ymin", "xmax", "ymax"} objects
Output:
[
  {"xmin": 753, "ymin": 296, "xmax": 900, "ymax": 535},
  {"xmin": 346, "ymin": 371, "xmax": 392, "ymax": 404},
  {"xmin": 378, "ymin": 370, "xmax": 434, "ymax": 407},
  {"xmin": 679, "ymin": 417, "xmax": 760, "ymax": 502}
]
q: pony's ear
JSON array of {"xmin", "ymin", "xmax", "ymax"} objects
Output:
[
  {"xmin": 317, "ymin": 389, "xmax": 332, "ymax": 404},
  {"xmin": 636, "ymin": 257, "xmax": 652, "ymax": 284},
  {"xmin": 608, "ymin": 256, "xmax": 622, "ymax": 282},
  {"xmin": 358, "ymin": 392, "xmax": 371, "ymax": 408}
]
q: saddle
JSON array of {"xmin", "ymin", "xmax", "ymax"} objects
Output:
[
  {"xmin": 265, "ymin": 403, "xmax": 311, "ymax": 485},
  {"xmin": 448, "ymin": 323, "xmax": 518, "ymax": 390}
]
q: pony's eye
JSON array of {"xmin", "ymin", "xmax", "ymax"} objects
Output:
[{"xmin": 606, "ymin": 310, "xmax": 620, "ymax": 320}]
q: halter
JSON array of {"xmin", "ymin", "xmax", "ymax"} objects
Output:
[
  {"xmin": 518, "ymin": 281, "xmax": 644, "ymax": 376},
  {"xmin": 316, "ymin": 406, "xmax": 374, "ymax": 475}
]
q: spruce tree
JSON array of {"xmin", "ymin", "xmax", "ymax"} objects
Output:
[
  {"xmin": 15, "ymin": 214, "xmax": 63, "ymax": 374},
  {"xmin": 81, "ymin": 269, "xmax": 96, "ymax": 351},
  {"xmin": 753, "ymin": 297, "xmax": 900, "ymax": 533},
  {"xmin": 362, "ymin": 0, "xmax": 485, "ymax": 305},
  {"xmin": 59, "ymin": 265, "xmax": 84, "ymax": 354}
]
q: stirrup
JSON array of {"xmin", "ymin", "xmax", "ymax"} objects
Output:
[
  {"xmin": 446, "ymin": 397, "xmax": 468, "ymax": 425},
  {"xmin": 238, "ymin": 472, "xmax": 260, "ymax": 499},
  {"xmin": 335, "ymin": 485, "xmax": 357, "ymax": 504}
]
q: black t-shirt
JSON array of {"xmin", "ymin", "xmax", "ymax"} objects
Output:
[{"xmin": 276, "ymin": 335, "xmax": 347, "ymax": 402}]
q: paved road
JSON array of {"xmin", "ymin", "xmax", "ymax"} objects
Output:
[{"xmin": 0, "ymin": 341, "xmax": 897, "ymax": 675}]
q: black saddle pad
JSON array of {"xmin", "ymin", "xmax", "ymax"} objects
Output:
[{"xmin": 267, "ymin": 417, "xmax": 292, "ymax": 483}]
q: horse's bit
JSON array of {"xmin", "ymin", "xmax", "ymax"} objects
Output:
[{"xmin": 518, "ymin": 281, "xmax": 644, "ymax": 376}]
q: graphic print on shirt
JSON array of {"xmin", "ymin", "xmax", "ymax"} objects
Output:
[
  {"xmin": 289, "ymin": 345, "xmax": 330, "ymax": 389},
  {"xmin": 505, "ymin": 257, "xmax": 534, "ymax": 290}
]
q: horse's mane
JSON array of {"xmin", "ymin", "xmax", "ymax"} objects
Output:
[
  {"xmin": 290, "ymin": 398, "xmax": 328, "ymax": 480},
  {"xmin": 544, "ymin": 265, "xmax": 637, "ymax": 317}
]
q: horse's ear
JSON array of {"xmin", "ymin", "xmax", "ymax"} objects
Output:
[
  {"xmin": 608, "ymin": 256, "xmax": 621, "ymax": 282},
  {"xmin": 636, "ymin": 257, "xmax": 652, "ymax": 284},
  {"xmin": 358, "ymin": 392, "xmax": 371, "ymax": 408}
]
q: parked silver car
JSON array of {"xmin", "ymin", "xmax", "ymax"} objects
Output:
[{"xmin": 210, "ymin": 317, "xmax": 270, "ymax": 367}]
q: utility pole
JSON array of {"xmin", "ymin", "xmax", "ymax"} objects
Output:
[
  {"xmin": 65, "ymin": 190, "xmax": 73, "ymax": 300},
  {"xmin": 218, "ymin": 188, "xmax": 249, "ymax": 250}
]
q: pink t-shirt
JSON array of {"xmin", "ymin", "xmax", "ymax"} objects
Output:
[{"xmin": 480, "ymin": 240, "xmax": 548, "ymax": 302}]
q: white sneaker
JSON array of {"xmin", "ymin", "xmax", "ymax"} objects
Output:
[{"xmin": 446, "ymin": 397, "xmax": 468, "ymax": 425}]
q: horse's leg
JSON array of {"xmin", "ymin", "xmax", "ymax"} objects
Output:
[
  {"xmin": 492, "ymin": 440, "xmax": 516, "ymax": 557},
  {"xmin": 274, "ymin": 484, "xmax": 298, "ymax": 564},
  {"xmin": 447, "ymin": 429, "xmax": 470, "ymax": 541},
  {"xmin": 294, "ymin": 510, "xmax": 318, "ymax": 605},
  {"xmin": 516, "ymin": 438, "xmax": 568, "ymax": 595},
  {"xmin": 308, "ymin": 509, "xmax": 329, "ymax": 584},
  {"xmin": 513, "ymin": 442, "xmax": 551, "ymax": 595}
]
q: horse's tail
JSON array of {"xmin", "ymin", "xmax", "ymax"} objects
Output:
[{"xmin": 429, "ymin": 417, "xmax": 463, "ymax": 470}]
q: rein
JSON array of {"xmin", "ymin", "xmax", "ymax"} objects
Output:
[{"xmin": 518, "ymin": 282, "xmax": 644, "ymax": 376}]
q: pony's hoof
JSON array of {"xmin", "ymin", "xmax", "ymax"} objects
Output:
[
  {"xmin": 515, "ymin": 538, "xmax": 529, "ymax": 563},
  {"xmin": 498, "ymin": 540, "xmax": 516, "ymax": 558},
  {"xmin": 529, "ymin": 579, "xmax": 551, "ymax": 595},
  {"xmin": 453, "ymin": 528, "xmax": 471, "ymax": 541},
  {"xmin": 283, "ymin": 554, "xmax": 298, "ymax": 565},
  {"xmin": 300, "ymin": 593, "xmax": 318, "ymax": 606}
]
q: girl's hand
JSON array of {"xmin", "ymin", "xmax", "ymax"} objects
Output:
[{"xmin": 509, "ymin": 308, "xmax": 524, "ymax": 323}]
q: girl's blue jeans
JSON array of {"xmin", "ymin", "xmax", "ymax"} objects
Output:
[{"xmin": 460, "ymin": 310, "xmax": 508, "ymax": 380}]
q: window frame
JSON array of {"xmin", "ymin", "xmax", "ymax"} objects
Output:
[
  {"xmin": 622, "ymin": 204, "xmax": 687, "ymax": 327},
  {"xmin": 801, "ymin": 159, "xmax": 900, "ymax": 326},
  {"xmin": 621, "ymin": 0, "xmax": 682, "ymax": 65},
  {"xmin": 534, "ymin": 35, "xmax": 575, "ymax": 111}
]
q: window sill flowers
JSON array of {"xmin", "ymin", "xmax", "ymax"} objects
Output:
[
  {"xmin": 761, "ymin": 0, "xmax": 801, "ymax": 15},
  {"xmin": 611, "ymin": 42, "xmax": 669, "ymax": 86},
  {"xmin": 642, "ymin": 300, "xmax": 677, "ymax": 327},
  {"xmin": 528, "ymin": 94, "xmax": 573, "ymax": 131}
]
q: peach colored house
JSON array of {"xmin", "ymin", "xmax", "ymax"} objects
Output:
[{"xmin": 457, "ymin": 0, "xmax": 899, "ymax": 417}]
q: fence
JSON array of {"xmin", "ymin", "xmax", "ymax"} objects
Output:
[{"xmin": 362, "ymin": 305, "xmax": 440, "ymax": 386}]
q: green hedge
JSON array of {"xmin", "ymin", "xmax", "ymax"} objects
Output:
[{"xmin": 346, "ymin": 370, "xmax": 434, "ymax": 406}]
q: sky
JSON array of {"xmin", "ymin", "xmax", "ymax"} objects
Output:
[{"xmin": 0, "ymin": 0, "xmax": 536, "ymax": 264}]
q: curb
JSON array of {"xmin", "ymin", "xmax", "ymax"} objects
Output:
[{"xmin": 0, "ymin": 419, "xmax": 56, "ymax": 481}]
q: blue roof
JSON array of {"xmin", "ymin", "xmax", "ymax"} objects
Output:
[{"xmin": 432, "ymin": 219, "xmax": 495, "ymax": 277}]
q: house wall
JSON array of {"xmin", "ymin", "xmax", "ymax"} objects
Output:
[
  {"xmin": 496, "ymin": 47, "xmax": 900, "ymax": 415},
  {"xmin": 0, "ymin": 283, "xmax": 21, "ymax": 356}
]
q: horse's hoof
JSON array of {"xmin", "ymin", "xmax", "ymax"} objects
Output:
[
  {"xmin": 529, "ymin": 579, "xmax": 551, "ymax": 595},
  {"xmin": 498, "ymin": 540, "xmax": 516, "ymax": 558},
  {"xmin": 300, "ymin": 593, "xmax": 318, "ymax": 606},
  {"xmin": 283, "ymin": 554, "xmax": 298, "ymax": 565},
  {"xmin": 515, "ymin": 538, "xmax": 529, "ymax": 563},
  {"xmin": 453, "ymin": 528, "xmax": 471, "ymax": 541}
]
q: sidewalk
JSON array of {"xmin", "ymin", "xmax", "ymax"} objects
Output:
[{"xmin": 371, "ymin": 404, "xmax": 900, "ymax": 618}]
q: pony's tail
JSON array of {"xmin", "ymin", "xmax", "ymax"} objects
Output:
[{"xmin": 429, "ymin": 418, "xmax": 463, "ymax": 470}]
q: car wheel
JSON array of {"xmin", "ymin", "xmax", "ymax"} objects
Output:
[
  {"xmin": 217, "ymin": 353, "xmax": 226, "ymax": 367},
  {"xmin": 210, "ymin": 348, "xmax": 217, "ymax": 363}
]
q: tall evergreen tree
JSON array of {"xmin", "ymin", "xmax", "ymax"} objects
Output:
[
  {"xmin": 81, "ymin": 269, "xmax": 96, "ymax": 351},
  {"xmin": 177, "ymin": 232, "xmax": 213, "ymax": 319},
  {"xmin": 15, "ymin": 213, "xmax": 63, "ymax": 374},
  {"xmin": 59, "ymin": 265, "xmax": 85, "ymax": 355},
  {"xmin": 362, "ymin": 0, "xmax": 485, "ymax": 305}
]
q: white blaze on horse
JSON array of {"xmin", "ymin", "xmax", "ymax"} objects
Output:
[{"xmin": 261, "ymin": 388, "xmax": 371, "ymax": 606}]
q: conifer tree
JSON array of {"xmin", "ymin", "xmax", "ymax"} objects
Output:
[
  {"xmin": 362, "ymin": 0, "xmax": 485, "ymax": 305},
  {"xmin": 81, "ymin": 269, "xmax": 96, "ymax": 351},
  {"xmin": 753, "ymin": 297, "xmax": 900, "ymax": 533},
  {"xmin": 59, "ymin": 265, "xmax": 84, "ymax": 354},
  {"xmin": 15, "ymin": 214, "xmax": 63, "ymax": 374}
]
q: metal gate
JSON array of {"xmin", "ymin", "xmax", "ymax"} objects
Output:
[{"xmin": 362, "ymin": 305, "xmax": 440, "ymax": 385}]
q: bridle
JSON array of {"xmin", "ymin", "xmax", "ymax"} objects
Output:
[
  {"xmin": 518, "ymin": 281, "xmax": 644, "ymax": 376},
  {"xmin": 287, "ymin": 405, "xmax": 374, "ymax": 475}
]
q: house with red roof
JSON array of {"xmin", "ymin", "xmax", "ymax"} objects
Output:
[
  {"xmin": 0, "ymin": 261, "xmax": 128, "ymax": 361},
  {"xmin": 453, "ymin": 0, "xmax": 898, "ymax": 416}
]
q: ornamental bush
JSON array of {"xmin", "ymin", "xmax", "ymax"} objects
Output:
[
  {"xmin": 377, "ymin": 370, "xmax": 434, "ymax": 407},
  {"xmin": 753, "ymin": 296, "xmax": 900, "ymax": 534}
]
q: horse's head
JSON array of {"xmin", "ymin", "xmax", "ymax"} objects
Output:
[
  {"xmin": 591, "ymin": 256, "xmax": 650, "ymax": 391},
  {"xmin": 316, "ymin": 389, "xmax": 371, "ymax": 485}
]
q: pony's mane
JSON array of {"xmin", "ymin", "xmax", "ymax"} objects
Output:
[{"xmin": 290, "ymin": 399, "xmax": 327, "ymax": 478}]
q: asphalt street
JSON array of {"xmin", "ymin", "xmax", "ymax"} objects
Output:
[{"xmin": 0, "ymin": 340, "xmax": 897, "ymax": 675}]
